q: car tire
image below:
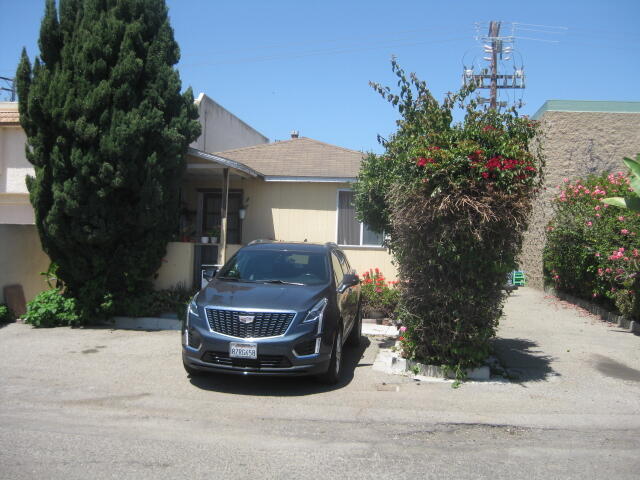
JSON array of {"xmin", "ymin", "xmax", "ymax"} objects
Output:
[
  {"xmin": 316, "ymin": 327, "xmax": 343, "ymax": 385},
  {"xmin": 346, "ymin": 304, "xmax": 362, "ymax": 347}
]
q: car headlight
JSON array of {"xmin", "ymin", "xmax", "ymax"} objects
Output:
[
  {"xmin": 188, "ymin": 293, "xmax": 200, "ymax": 319},
  {"xmin": 303, "ymin": 298, "xmax": 328, "ymax": 334}
]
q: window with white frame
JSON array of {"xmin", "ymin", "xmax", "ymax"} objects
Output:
[{"xmin": 337, "ymin": 189, "xmax": 384, "ymax": 246}]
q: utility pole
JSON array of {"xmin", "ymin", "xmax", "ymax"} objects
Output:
[
  {"xmin": 488, "ymin": 21, "xmax": 500, "ymax": 110},
  {"xmin": 462, "ymin": 21, "xmax": 525, "ymax": 110},
  {"xmin": 0, "ymin": 76, "xmax": 16, "ymax": 101}
]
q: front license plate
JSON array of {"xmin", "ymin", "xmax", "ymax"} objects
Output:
[{"xmin": 229, "ymin": 342, "xmax": 257, "ymax": 359}]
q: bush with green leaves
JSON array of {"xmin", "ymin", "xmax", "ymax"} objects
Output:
[
  {"xmin": 354, "ymin": 60, "xmax": 544, "ymax": 373},
  {"xmin": 16, "ymin": 0, "xmax": 201, "ymax": 321},
  {"xmin": 544, "ymin": 170, "xmax": 640, "ymax": 319},
  {"xmin": 0, "ymin": 304, "xmax": 15, "ymax": 323},
  {"xmin": 112, "ymin": 284, "xmax": 197, "ymax": 319},
  {"xmin": 360, "ymin": 268, "xmax": 400, "ymax": 319},
  {"xmin": 23, "ymin": 289, "xmax": 81, "ymax": 328}
]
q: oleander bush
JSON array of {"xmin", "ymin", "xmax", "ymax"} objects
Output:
[
  {"xmin": 354, "ymin": 60, "xmax": 544, "ymax": 375},
  {"xmin": 544, "ymin": 170, "xmax": 640, "ymax": 319}
]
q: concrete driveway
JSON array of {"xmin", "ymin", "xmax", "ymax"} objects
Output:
[{"xmin": 1, "ymin": 287, "xmax": 639, "ymax": 479}]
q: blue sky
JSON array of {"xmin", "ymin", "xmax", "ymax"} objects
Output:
[{"xmin": 1, "ymin": 0, "xmax": 639, "ymax": 153}]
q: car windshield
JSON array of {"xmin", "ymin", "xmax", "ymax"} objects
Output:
[{"xmin": 217, "ymin": 249, "xmax": 329, "ymax": 286}]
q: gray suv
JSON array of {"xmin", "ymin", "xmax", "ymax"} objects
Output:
[{"xmin": 182, "ymin": 241, "xmax": 362, "ymax": 384}]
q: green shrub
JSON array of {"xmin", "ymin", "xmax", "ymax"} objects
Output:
[
  {"xmin": 360, "ymin": 268, "xmax": 400, "ymax": 318},
  {"xmin": 112, "ymin": 284, "xmax": 197, "ymax": 319},
  {"xmin": 24, "ymin": 289, "xmax": 81, "ymax": 328},
  {"xmin": 544, "ymin": 171, "xmax": 640, "ymax": 319},
  {"xmin": 0, "ymin": 304, "xmax": 15, "ymax": 323}
]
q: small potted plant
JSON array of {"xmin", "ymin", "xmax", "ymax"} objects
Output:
[{"xmin": 209, "ymin": 228, "xmax": 220, "ymax": 244}]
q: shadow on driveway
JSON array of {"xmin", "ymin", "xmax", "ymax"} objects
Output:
[
  {"xmin": 492, "ymin": 337, "xmax": 557, "ymax": 383},
  {"xmin": 187, "ymin": 336, "xmax": 371, "ymax": 396}
]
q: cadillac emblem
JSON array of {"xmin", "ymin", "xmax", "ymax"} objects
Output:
[{"xmin": 238, "ymin": 315, "xmax": 255, "ymax": 324}]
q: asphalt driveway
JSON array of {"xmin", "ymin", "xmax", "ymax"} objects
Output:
[{"xmin": 1, "ymin": 287, "xmax": 639, "ymax": 479}]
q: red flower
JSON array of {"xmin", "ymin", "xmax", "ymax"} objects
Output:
[
  {"xmin": 482, "ymin": 172, "xmax": 490, "ymax": 179},
  {"xmin": 398, "ymin": 336, "xmax": 405, "ymax": 341},
  {"xmin": 428, "ymin": 146, "xmax": 441, "ymax": 151},
  {"xmin": 482, "ymin": 125, "xmax": 496, "ymax": 132},
  {"xmin": 416, "ymin": 157, "xmax": 435, "ymax": 167}
]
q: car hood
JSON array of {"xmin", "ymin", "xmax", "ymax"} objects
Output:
[{"xmin": 198, "ymin": 279, "xmax": 329, "ymax": 312}]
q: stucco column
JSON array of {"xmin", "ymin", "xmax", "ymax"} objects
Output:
[{"xmin": 217, "ymin": 168, "xmax": 229, "ymax": 265}]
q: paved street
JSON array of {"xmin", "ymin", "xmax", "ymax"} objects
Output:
[{"xmin": 1, "ymin": 287, "xmax": 639, "ymax": 479}]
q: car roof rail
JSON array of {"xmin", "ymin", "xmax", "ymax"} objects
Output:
[{"xmin": 247, "ymin": 239, "xmax": 274, "ymax": 245}]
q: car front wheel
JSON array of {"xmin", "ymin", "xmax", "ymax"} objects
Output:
[
  {"xmin": 346, "ymin": 304, "xmax": 362, "ymax": 347},
  {"xmin": 317, "ymin": 328, "xmax": 342, "ymax": 385}
]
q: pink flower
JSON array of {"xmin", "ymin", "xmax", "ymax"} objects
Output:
[
  {"xmin": 595, "ymin": 252, "xmax": 601, "ymax": 257},
  {"xmin": 618, "ymin": 216, "xmax": 625, "ymax": 221},
  {"xmin": 621, "ymin": 229, "xmax": 629, "ymax": 235},
  {"xmin": 586, "ymin": 221, "xmax": 593, "ymax": 227},
  {"xmin": 563, "ymin": 178, "xmax": 569, "ymax": 183},
  {"xmin": 594, "ymin": 206, "xmax": 601, "ymax": 211},
  {"xmin": 399, "ymin": 326, "xmax": 407, "ymax": 332},
  {"xmin": 595, "ymin": 214, "xmax": 601, "ymax": 217}
]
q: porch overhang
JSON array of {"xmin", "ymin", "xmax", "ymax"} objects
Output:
[{"xmin": 186, "ymin": 147, "xmax": 263, "ymax": 179}]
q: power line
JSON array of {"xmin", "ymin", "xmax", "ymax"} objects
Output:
[
  {"xmin": 182, "ymin": 36, "xmax": 468, "ymax": 68},
  {"xmin": 0, "ymin": 76, "xmax": 16, "ymax": 101}
]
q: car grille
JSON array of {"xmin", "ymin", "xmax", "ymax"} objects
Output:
[
  {"xmin": 205, "ymin": 308, "xmax": 295, "ymax": 338},
  {"xmin": 201, "ymin": 351, "xmax": 292, "ymax": 369}
]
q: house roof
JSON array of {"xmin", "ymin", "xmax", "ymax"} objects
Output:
[
  {"xmin": 532, "ymin": 100, "xmax": 640, "ymax": 119},
  {"xmin": 214, "ymin": 137, "xmax": 364, "ymax": 181},
  {"xmin": 0, "ymin": 103, "xmax": 20, "ymax": 125}
]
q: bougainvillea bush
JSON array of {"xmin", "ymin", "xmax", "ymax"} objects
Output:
[
  {"xmin": 360, "ymin": 269, "xmax": 400, "ymax": 319},
  {"xmin": 354, "ymin": 60, "xmax": 544, "ymax": 374},
  {"xmin": 544, "ymin": 171, "xmax": 640, "ymax": 319}
]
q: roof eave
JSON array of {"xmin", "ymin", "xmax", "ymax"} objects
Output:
[{"xmin": 187, "ymin": 147, "xmax": 264, "ymax": 179}]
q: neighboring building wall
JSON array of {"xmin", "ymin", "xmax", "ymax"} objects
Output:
[
  {"xmin": 0, "ymin": 224, "xmax": 50, "ymax": 303},
  {"xmin": 1, "ymin": 107, "xmax": 34, "ymax": 225},
  {"xmin": 520, "ymin": 101, "xmax": 640, "ymax": 289},
  {"xmin": 191, "ymin": 94, "xmax": 268, "ymax": 153}
]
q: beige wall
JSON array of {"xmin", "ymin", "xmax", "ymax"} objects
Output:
[
  {"xmin": 341, "ymin": 247, "xmax": 397, "ymax": 279},
  {"xmin": 520, "ymin": 110, "xmax": 640, "ymax": 288},
  {"xmin": 0, "ymin": 224, "xmax": 50, "ymax": 303},
  {"xmin": 153, "ymin": 242, "xmax": 244, "ymax": 290},
  {"xmin": 191, "ymin": 94, "xmax": 268, "ymax": 153}
]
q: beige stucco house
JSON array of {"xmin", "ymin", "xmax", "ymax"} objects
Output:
[
  {"xmin": 0, "ymin": 95, "xmax": 395, "ymax": 303},
  {"xmin": 156, "ymin": 135, "xmax": 396, "ymax": 290},
  {"xmin": 519, "ymin": 100, "xmax": 640, "ymax": 289}
]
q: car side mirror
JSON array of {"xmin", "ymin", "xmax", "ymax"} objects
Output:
[
  {"xmin": 338, "ymin": 273, "xmax": 360, "ymax": 293},
  {"xmin": 203, "ymin": 267, "xmax": 217, "ymax": 282}
]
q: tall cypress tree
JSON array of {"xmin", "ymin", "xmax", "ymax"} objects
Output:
[{"xmin": 16, "ymin": 0, "xmax": 201, "ymax": 314}]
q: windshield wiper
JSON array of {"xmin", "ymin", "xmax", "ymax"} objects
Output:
[
  {"xmin": 260, "ymin": 279, "xmax": 305, "ymax": 286},
  {"xmin": 217, "ymin": 276, "xmax": 239, "ymax": 281}
]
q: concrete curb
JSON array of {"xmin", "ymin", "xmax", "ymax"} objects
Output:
[
  {"xmin": 373, "ymin": 344, "xmax": 493, "ymax": 381},
  {"xmin": 544, "ymin": 286, "xmax": 639, "ymax": 334}
]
